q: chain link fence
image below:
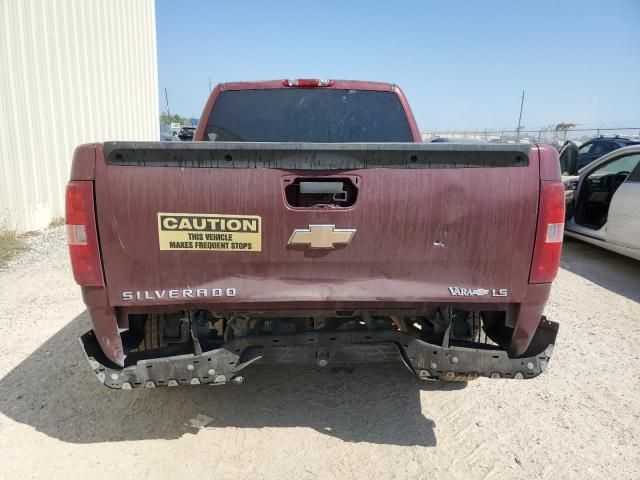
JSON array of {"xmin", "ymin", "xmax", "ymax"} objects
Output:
[{"xmin": 422, "ymin": 127, "xmax": 640, "ymax": 147}]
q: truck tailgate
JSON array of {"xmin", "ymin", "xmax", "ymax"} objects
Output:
[{"xmin": 94, "ymin": 142, "xmax": 539, "ymax": 308}]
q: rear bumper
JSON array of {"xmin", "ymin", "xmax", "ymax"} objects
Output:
[{"xmin": 80, "ymin": 318, "xmax": 558, "ymax": 389}]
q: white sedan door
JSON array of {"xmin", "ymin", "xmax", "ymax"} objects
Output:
[{"xmin": 606, "ymin": 153, "xmax": 640, "ymax": 250}]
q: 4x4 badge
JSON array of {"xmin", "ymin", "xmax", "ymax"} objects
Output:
[{"xmin": 288, "ymin": 225, "xmax": 356, "ymax": 249}]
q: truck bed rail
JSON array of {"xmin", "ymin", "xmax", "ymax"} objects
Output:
[{"xmin": 104, "ymin": 141, "xmax": 530, "ymax": 170}]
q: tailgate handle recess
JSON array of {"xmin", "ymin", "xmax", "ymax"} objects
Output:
[
  {"xmin": 285, "ymin": 177, "xmax": 358, "ymax": 208},
  {"xmin": 299, "ymin": 181, "xmax": 347, "ymax": 202}
]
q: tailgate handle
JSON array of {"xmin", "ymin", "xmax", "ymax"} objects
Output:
[
  {"xmin": 299, "ymin": 181, "xmax": 347, "ymax": 203},
  {"xmin": 284, "ymin": 177, "xmax": 358, "ymax": 208},
  {"xmin": 299, "ymin": 181, "xmax": 344, "ymax": 194}
]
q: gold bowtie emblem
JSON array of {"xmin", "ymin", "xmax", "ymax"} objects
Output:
[{"xmin": 288, "ymin": 225, "xmax": 356, "ymax": 249}]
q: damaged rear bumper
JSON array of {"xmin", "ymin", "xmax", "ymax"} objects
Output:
[{"xmin": 80, "ymin": 318, "xmax": 558, "ymax": 389}]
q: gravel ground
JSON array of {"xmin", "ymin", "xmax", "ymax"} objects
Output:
[{"xmin": 0, "ymin": 226, "xmax": 639, "ymax": 479}]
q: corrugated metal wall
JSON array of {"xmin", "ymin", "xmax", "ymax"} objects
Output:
[{"xmin": 0, "ymin": 0, "xmax": 159, "ymax": 232}]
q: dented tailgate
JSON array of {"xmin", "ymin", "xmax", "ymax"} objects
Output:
[{"xmin": 94, "ymin": 142, "xmax": 540, "ymax": 309}]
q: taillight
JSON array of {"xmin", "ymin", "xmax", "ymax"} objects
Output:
[
  {"xmin": 65, "ymin": 181, "xmax": 104, "ymax": 286},
  {"xmin": 529, "ymin": 182, "xmax": 565, "ymax": 283},
  {"xmin": 282, "ymin": 79, "xmax": 334, "ymax": 88}
]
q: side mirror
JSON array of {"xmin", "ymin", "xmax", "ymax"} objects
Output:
[{"xmin": 559, "ymin": 144, "xmax": 579, "ymax": 176}]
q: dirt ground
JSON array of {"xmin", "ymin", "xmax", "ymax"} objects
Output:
[{"xmin": 0, "ymin": 226, "xmax": 639, "ymax": 480}]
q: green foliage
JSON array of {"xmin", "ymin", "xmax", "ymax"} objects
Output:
[{"xmin": 160, "ymin": 113, "xmax": 189, "ymax": 126}]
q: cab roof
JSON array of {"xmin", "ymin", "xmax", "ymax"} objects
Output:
[{"xmin": 219, "ymin": 79, "xmax": 397, "ymax": 92}]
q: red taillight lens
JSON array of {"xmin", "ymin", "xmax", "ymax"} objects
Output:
[
  {"xmin": 529, "ymin": 182, "xmax": 565, "ymax": 283},
  {"xmin": 65, "ymin": 181, "xmax": 104, "ymax": 286},
  {"xmin": 282, "ymin": 79, "xmax": 334, "ymax": 87}
]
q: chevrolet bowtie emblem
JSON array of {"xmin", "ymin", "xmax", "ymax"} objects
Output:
[{"xmin": 288, "ymin": 225, "xmax": 356, "ymax": 249}]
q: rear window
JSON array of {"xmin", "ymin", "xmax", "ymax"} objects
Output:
[
  {"xmin": 591, "ymin": 141, "xmax": 619, "ymax": 155},
  {"xmin": 204, "ymin": 89, "xmax": 413, "ymax": 142}
]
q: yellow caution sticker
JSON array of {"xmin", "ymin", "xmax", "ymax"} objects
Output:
[{"xmin": 158, "ymin": 213, "xmax": 261, "ymax": 252}]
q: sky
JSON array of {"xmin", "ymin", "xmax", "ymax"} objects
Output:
[{"xmin": 156, "ymin": 0, "xmax": 640, "ymax": 132}]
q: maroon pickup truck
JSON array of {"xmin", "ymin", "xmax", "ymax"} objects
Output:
[{"xmin": 67, "ymin": 79, "xmax": 563, "ymax": 389}]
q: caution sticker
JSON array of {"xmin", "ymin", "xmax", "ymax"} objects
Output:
[{"xmin": 158, "ymin": 213, "xmax": 261, "ymax": 252}]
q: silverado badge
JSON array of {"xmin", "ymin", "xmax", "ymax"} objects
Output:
[{"xmin": 288, "ymin": 225, "xmax": 356, "ymax": 249}]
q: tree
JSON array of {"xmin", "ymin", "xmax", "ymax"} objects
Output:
[
  {"xmin": 555, "ymin": 122, "xmax": 576, "ymax": 142},
  {"xmin": 160, "ymin": 112, "xmax": 189, "ymax": 126},
  {"xmin": 554, "ymin": 122, "xmax": 576, "ymax": 132}
]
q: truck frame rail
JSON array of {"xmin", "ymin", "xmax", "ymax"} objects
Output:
[{"xmin": 80, "ymin": 319, "xmax": 558, "ymax": 389}]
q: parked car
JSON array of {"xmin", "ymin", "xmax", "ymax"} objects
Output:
[
  {"xmin": 67, "ymin": 78, "xmax": 561, "ymax": 389},
  {"xmin": 160, "ymin": 123, "xmax": 179, "ymax": 141},
  {"xmin": 565, "ymin": 145, "xmax": 640, "ymax": 260},
  {"xmin": 430, "ymin": 136, "xmax": 487, "ymax": 143},
  {"xmin": 178, "ymin": 126, "xmax": 196, "ymax": 141},
  {"xmin": 576, "ymin": 136, "xmax": 640, "ymax": 171}
]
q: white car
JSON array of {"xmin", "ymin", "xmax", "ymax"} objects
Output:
[{"xmin": 565, "ymin": 145, "xmax": 640, "ymax": 260}]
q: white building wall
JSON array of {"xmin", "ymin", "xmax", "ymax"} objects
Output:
[{"xmin": 0, "ymin": 0, "xmax": 159, "ymax": 232}]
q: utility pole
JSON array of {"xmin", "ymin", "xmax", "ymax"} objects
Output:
[
  {"xmin": 515, "ymin": 89, "xmax": 525, "ymax": 144},
  {"xmin": 164, "ymin": 87, "xmax": 171, "ymax": 120},
  {"xmin": 208, "ymin": 77, "xmax": 212, "ymax": 93}
]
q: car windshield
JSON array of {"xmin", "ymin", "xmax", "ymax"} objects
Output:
[
  {"xmin": 591, "ymin": 154, "xmax": 640, "ymax": 177},
  {"xmin": 204, "ymin": 88, "xmax": 413, "ymax": 142}
]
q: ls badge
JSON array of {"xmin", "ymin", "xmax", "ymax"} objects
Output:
[
  {"xmin": 288, "ymin": 225, "xmax": 356, "ymax": 249},
  {"xmin": 448, "ymin": 287, "xmax": 509, "ymax": 297}
]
